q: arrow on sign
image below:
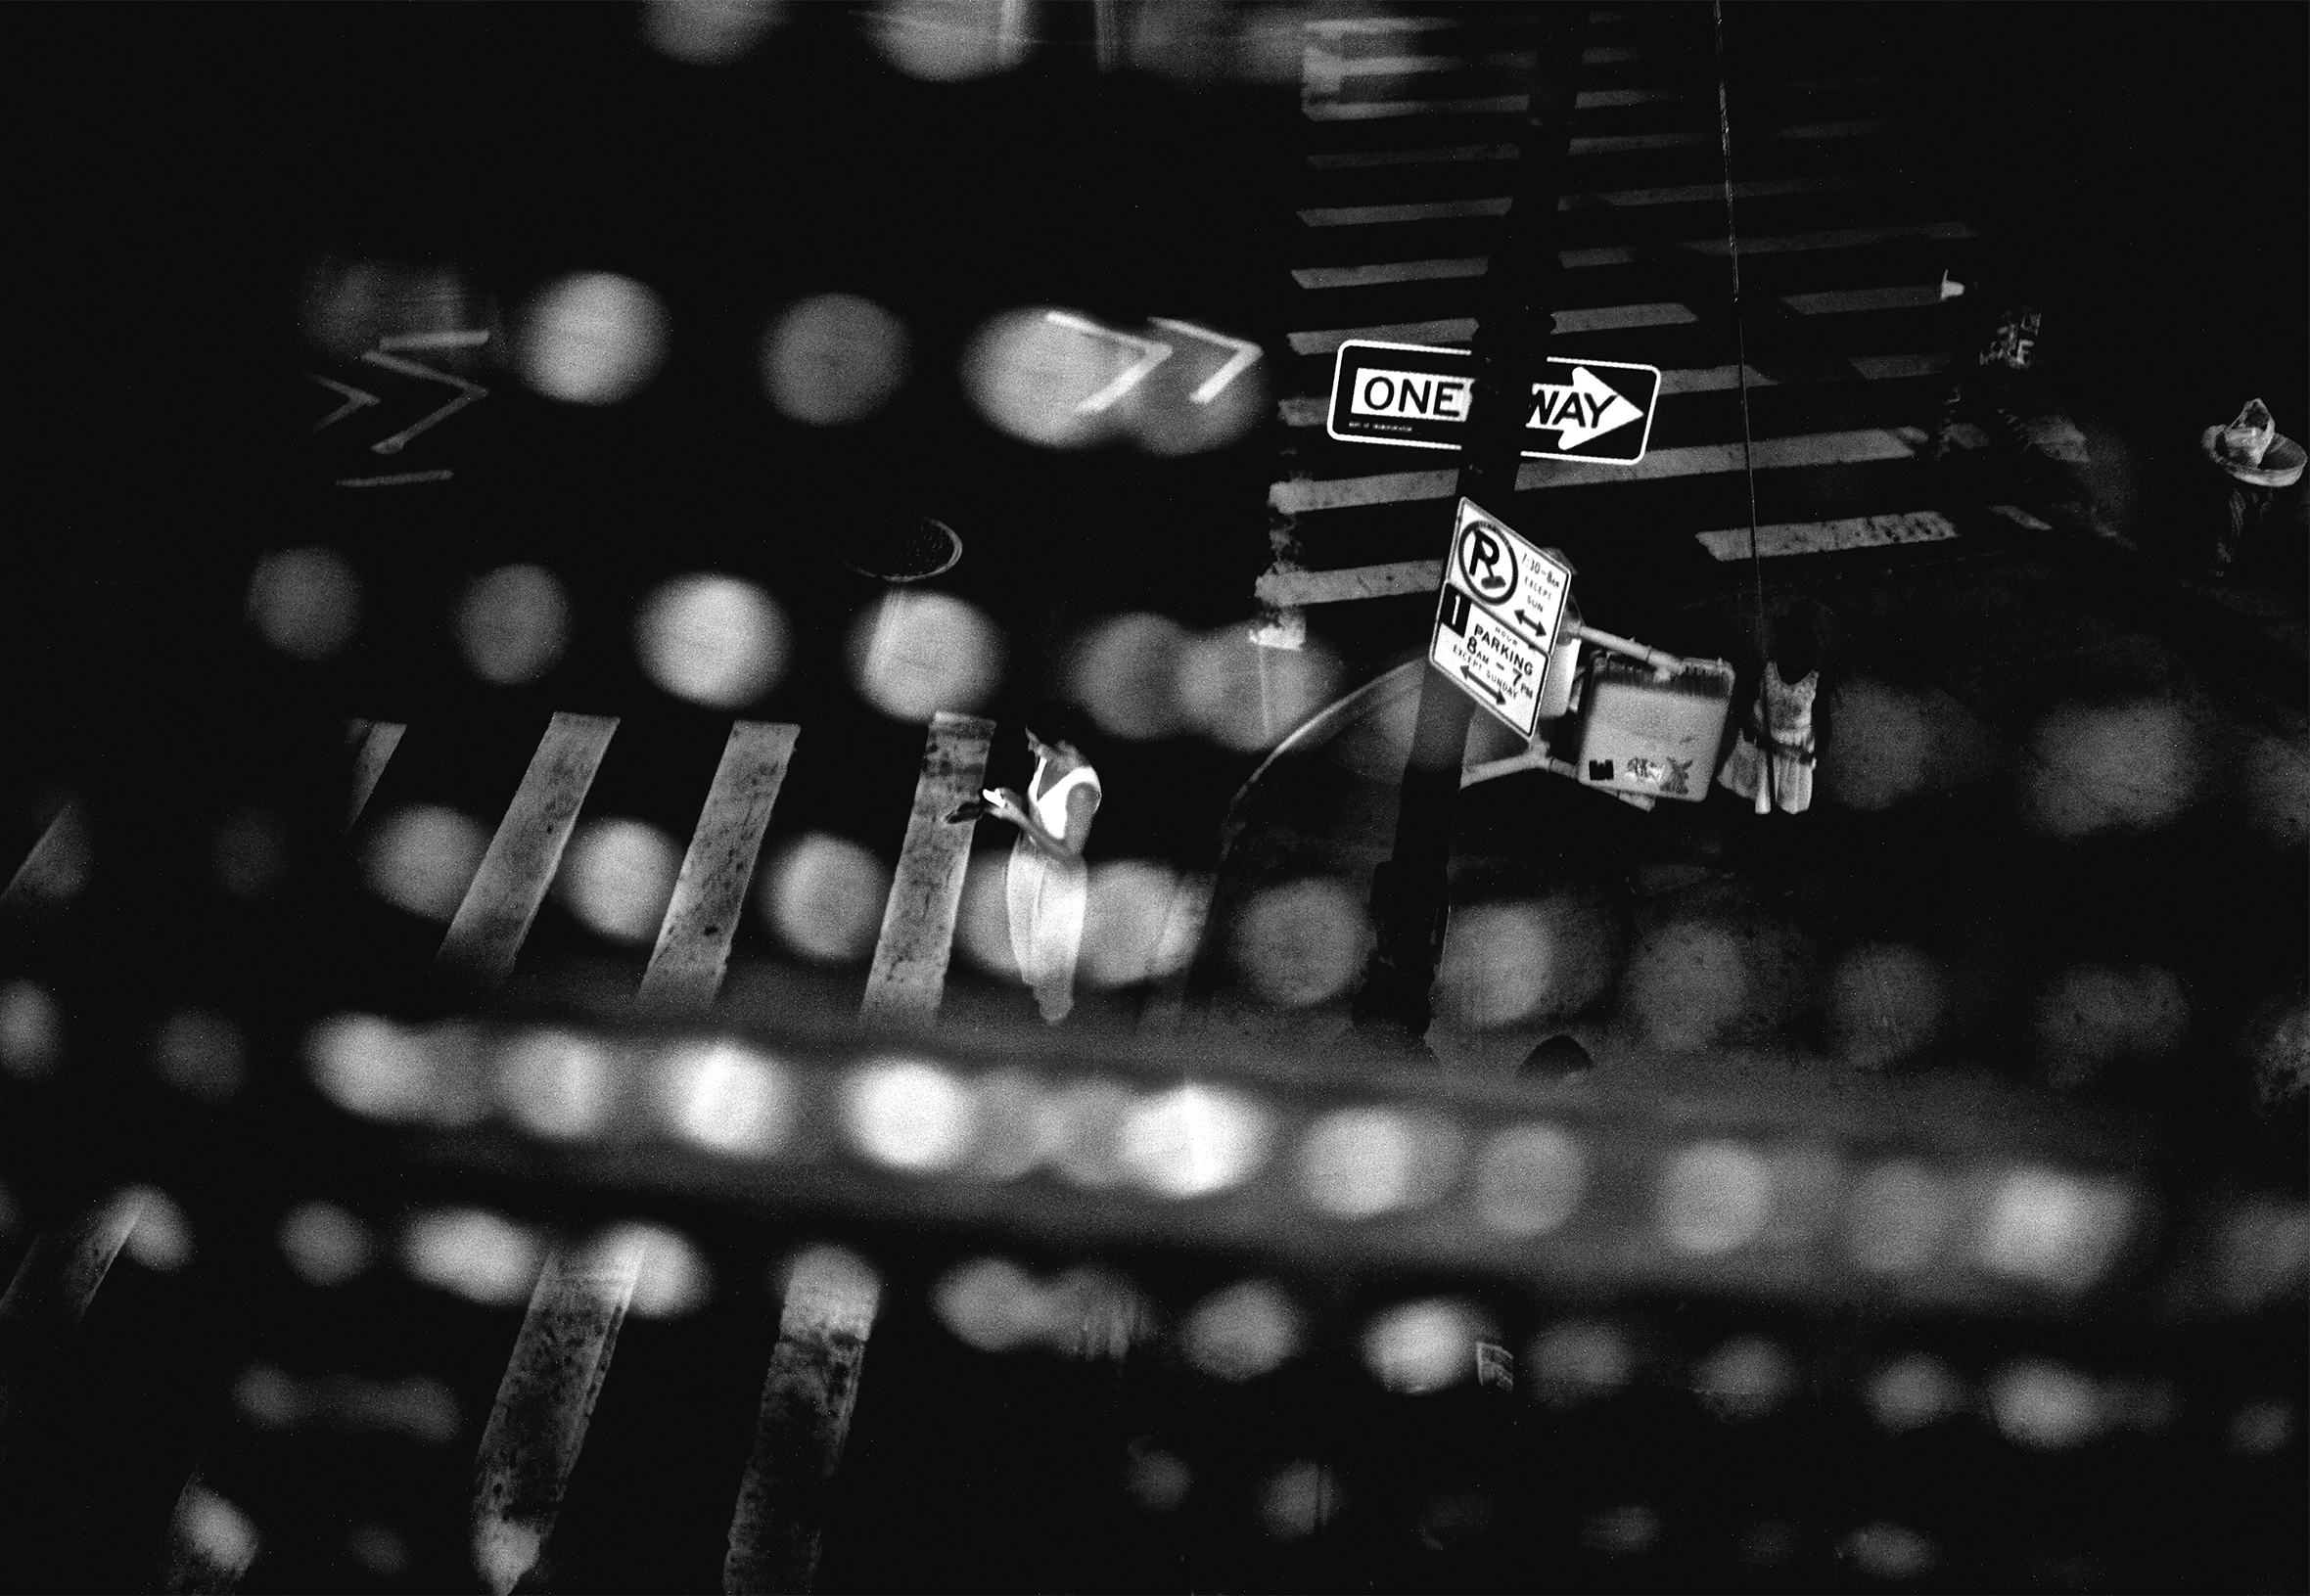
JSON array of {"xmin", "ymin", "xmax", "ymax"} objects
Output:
[
  {"xmin": 1043, "ymin": 311, "xmax": 1175, "ymax": 414},
  {"xmin": 1512, "ymin": 607, "xmax": 1551, "ymax": 641},
  {"xmin": 1149, "ymin": 318, "xmax": 1262, "ymax": 403},
  {"xmin": 1528, "ymin": 364, "xmax": 1641, "ymax": 449},
  {"xmin": 1458, "ymin": 665, "xmax": 1505, "ymax": 706}
]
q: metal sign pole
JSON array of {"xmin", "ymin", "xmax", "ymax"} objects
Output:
[{"xmin": 1348, "ymin": 6, "xmax": 1589, "ymax": 1055}]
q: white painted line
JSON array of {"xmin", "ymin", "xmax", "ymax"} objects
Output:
[
  {"xmin": 1288, "ymin": 318, "xmax": 1476, "ymax": 357},
  {"xmin": 1569, "ymin": 131, "xmax": 1709, "ymax": 154},
  {"xmin": 472, "ymin": 1238, "xmax": 648, "ymax": 1596},
  {"xmin": 1676, "ymin": 220, "xmax": 1975, "ymax": 256},
  {"xmin": 1847, "ymin": 351, "xmax": 1956, "ymax": 381},
  {"xmin": 1556, "ymin": 301, "xmax": 1699, "ymax": 332},
  {"xmin": 1309, "ymin": 143, "xmax": 1519, "ymax": 168},
  {"xmin": 1694, "ymin": 510, "xmax": 1959, "ymax": 560},
  {"xmin": 1781, "ymin": 284, "xmax": 1945, "ymax": 314},
  {"xmin": 1988, "ymin": 502, "xmax": 2055, "ymax": 531},
  {"xmin": 436, "ymin": 711, "xmax": 619, "ymax": 991},
  {"xmin": 637, "ymin": 720, "xmax": 800, "ymax": 1012},
  {"xmin": 859, "ymin": 711, "xmax": 996, "ymax": 1026},
  {"xmin": 1278, "ymin": 395, "xmax": 1328, "ymax": 428},
  {"xmin": 1269, "ymin": 427, "xmax": 1917, "ymax": 514},
  {"xmin": 378, "ymin": 329, "xmax": 489, "ymax": 351},
  {"xmin": 1304, "ymin": 14, "xmax": 1455, "ymax": 36},
  {"xmin": 1576, "ymin": 87, "xmax": 1680, "ymax": 108},
  {"xmin": 1293, "ymin": 255, "xmax": 1489, "ymax": 290},
  {"xmin": 1772, "ymin": 118, "xmax": 1897, "ymax": 140},
  {"xmin": 1302, "ymin": 85, "xmax": 1679, "ymax": 122},
  {"xmin": 337, "ymin": 469, "xmax": 455, "ymax": 487},
  {"xmin": 1043, "ymin": 311, "xmax": 1173, "ymax": 412},
  {"xmin": 346, "ymin": 719, "xmax": 407, "ymax": 829},
  {"xmin": 1300, "ymin": 196, "xmax": 1515, "ymax": 227},
  {"xmin": 305, "ymin": 373, "xmax": 381, "ymax": 434},
  {"xmin": 1257, "ymin": 560, "xmax": 1442, "ymax": 607},
  {"xmin": 724, "ymin": 1248, "xmax": 883, "ymax": 1593},
  {"xmin": 1, "ymin": 804, "xmax": 87, "ymax": 908},
  {"xmin": 1303, "ymin": 47, "xmax": 1534, "ymax": 88},
  {"xmin": 1149, "ymin": 318, "xmax": 1263, "ymax": 402},
  {"xmin": 0, "ymin": 1192, "xmax": 149, "ymax": 1452},
  {"xmin": 1564, "ymin": 173, "xmax": 1873, "ymax": 207},
  {"xmin": 358, "ymin": 349, "xmax": 487, "ymax": 455}
]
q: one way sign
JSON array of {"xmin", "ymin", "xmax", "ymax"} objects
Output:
[{"xmin": 1326, "ymin": 340, "xmax": 1662, "ymax": 465}]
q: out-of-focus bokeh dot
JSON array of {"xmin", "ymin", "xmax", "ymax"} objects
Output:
[
  {"xmin": 844, "ymin": 1057, "xmax": 979, "ymax": 1173},
  {"xmin": 1866, "ymin": 1352, "xmax": 1965, "ymax": 1434},
  {"xmin": 153, "ymin": 1009, "xmax": 247, "ymax": 1102},
  {"xmin": 1826, "ymin": 941, "xmax": 1947, "ymax": 1070},
  {"xmin": 300, "ymin": 256, "xmax": 480, "ymax": 360},
  {"xmin": 1435, "ymin": 895, "xmax": 1617, "ymax": 1031},
  {"xmin": 123, "ymin": 1187, "xmax": 196, "ymax": 1272},
  {"xmin": 171, "ymin": 1488, "xmax": 259, "ymax": 1587},
  {"xmin": 456, "ymin": 565, "xmax": 571, "ymax": 685},
  {"xmin": 643, "ymin": 0, "xmax": 784, "ymax": 65},
  {"xmin": 400, "ymin": 1208, "xmax": 545, "ymax": 1307},
  {"xmin": 1840, "ymin": 1523, "xmax": 1939, "ymax": 1582},
  {"xmin": 1362, "ymin": 1299, "xmax": 1494, "ymax": 1394},
  {"xmin": 346, "ymin": 1523, "xmax": 411, "ymax": 1581},
  {"xmin": 496, "ymin": 1029, "xmax": 617, "ymax": 1141},
  {"xmin": 634, "ymin": 573, "xmax": 789, "ymax": 708},
  {"xmin": 1656, "ymin": 1142, "xmax": 1775, "ymax": 1254},
  {"xmin": 760, "ymin": 833, "xmax": 891, "ymax": 963},
  {"xmin": 1116, "ymin": 1083, "xmax": 1270, "ymax": 1199},
  {"xmin": 1821, "ymin": 676, "xmax": 1996, "ymax": 810},
  {"xmin": 1066, "ymin": 613, "xmax": 1191, "ymax": 741},
  {"xmin": 871, "ymin": 0, "xmax": 1021, "ymax": 82},
  {"xmin": 210, "ymin": 805, "xmax": 290, "ymax": 899},
  {"xmin": 2032, "ymin": 962, "xmax": 2189, "ymax": 1089},
  {"xmin": 1989, "ymin": 1359, "xmax": 2102, "ymax": 1448},
  {"xmin": 280, "ymin": 1201, "xmax": 378, "ymax": 1288},
  {"xmin": 1618, "ymin": 918, "xmax": 1751, "ymax": 1050},
  {"xmin": 2021, "ymin": 697, "xmax": 2199, "ymax": 836},
  {"xmin": 932, "ymin": 1256, "xmax": 1048, "ymax": 1353},
  {"xmin": 1177, "ymin": 626, "xmax": 1342, "ymax": 752},
  {"xmin": 1844, "ymin": 1160, "xmax": 1952, "ymax": 1275},
  {"xmin": 1180, "ymin": 1280, "xmax": 1302, "ymax": 1382},
  {"xmin": 361, "ymin": 805, "xmax": 489, "ymax": 921},
  {"xmin": 247, "ymin": 547, "xmax": 361, "ymax": 661},
  {"xmin": 1693, "ymin": 1336, "xmax": 1794, "ymax": 1423},
  {"xmin": 0, "ymin": 980, "xmax": 64, "ymax": 1081},
  {"xmin": 554, "ymin": 817, "xmax": 682, "ymax": 944},
  {"xmin": 961, "ymin": 309, "xmax": 1135, "ymax": 448},
  {"xmin": 307, "ymin": 1015, "xmax": 488, "ymax": 1128},
  {"xmin": 761, "ymin": 294, "xmax": 910, "ymax": 427},
  {"xmin": 1081, "ymin": 861, "xmax": 1202, "ymax": 989},
  {"xmin": 1258, "ymin": 1460, "xmax": 1345, "ymax": 1542},
  {"xmin": 2237, "ymin": 733, "xmax": 2310, "ymax": 849},
  {"xmin": 1299, "ymin": 1106, "xmax": 1451, "ymax": 1220},
  {"xmin": 1121, "ymin": 1448, "xmax": 1192, "ymax": 1515},
  {"xmin": 1527, "ymin": 1320, "xmax": 1633, "ymax": 1406},
  {"xmin": 1975, "ymin": 1167, "xmax": 2135, "ymax": 1291},
  {"xmin": 846, "ymin": 591, "xmax": 1004, "ymax": 721},
  {"xmin": 1229, "ymin": 877, "xmax": 1367, "ymax": 1009},
  {"xmin": 590, "ymin": 1222, "xmax": 712, "ymax": 1318},
  {"xmin": 658, "ymin": 1040, "xmax": 795, "ymax": 1157},
  {"xmin": 954, "ymin": 852, "xmax": 1020, "ymax": 978},
  {"xmin": 516, "ymin": 272, "xmax": 670, "ymax": 406},
  {"xmin": 1472, "ymin": 1123, "xmax": 1586, "ymax": 1238}
]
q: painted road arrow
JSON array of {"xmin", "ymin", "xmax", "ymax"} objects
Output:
[{"xmin": 1326, "ymin": 339, "xmax": 1661, "ymax": 465}]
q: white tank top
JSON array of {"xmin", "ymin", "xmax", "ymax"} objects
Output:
[{"xmin": 1030, "ymin": 760, "xmax": 1101, "ymax": 840}]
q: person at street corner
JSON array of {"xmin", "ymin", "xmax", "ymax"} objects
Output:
[
  {"xmin": 947, "ymin": 723, "xmax": 1102, "ymax": 1024},
  {"xmin": 2201, "ymin": 399, "xmax": 2306, "ymax": 578},
  {"xmin": 1717, "ymin": 608, "xmax": 1819, "ymax": 815}
]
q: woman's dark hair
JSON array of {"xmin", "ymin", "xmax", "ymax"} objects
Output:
[{"xmin": 1772, "ymin": 604, "xmax": 1821, "ymax": 684}]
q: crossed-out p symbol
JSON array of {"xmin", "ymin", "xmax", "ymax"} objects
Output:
[{"xmin": 1458, "ymin": 523, "xmax": 1517, "ymax": 604}]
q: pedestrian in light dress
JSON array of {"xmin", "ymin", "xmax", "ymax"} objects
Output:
[{"xmin": 949, "ymin": 725, "xmax": 1102, "ymax": 1024}]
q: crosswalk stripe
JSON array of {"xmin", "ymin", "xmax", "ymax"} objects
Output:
[
  {"xmin": 1257, "ymin": 561, "xmax": 1442, "ymax": 608},
  {"xmin": 1298, "ymin": 174, "xmax": 1876, "ymax": 227},
  {"xmin": 1559, "ymin": 220, "xmax": 1974, "ymax": 267},
  {"xmin": 1782, "ymin": 284, "xmax": 1946, "ymax": 314},
  {"xmin": 1302, "ymin": 47, "xmax": 1536, "ymax": 84},
  {"xmin": 435, "ymin": 711, "xmax": 619, "ymax": 990},
  {"xmin": 636, "ymin": 720, "xmax": 800, "ymax": 1013},
  {"xmin": 0, "ymin": 1191, "xmax": 150, "ymax": 1454},
  {"xmin": 1, "ymin": 804, "xmax": 87, "ymax": 908},
  {"xmin": 1309, "ymin": 143, "xmax": 1520, "ymax": 168},
  {"xmin": 1774, "ymin": 118, "xmax": 1897, "ymax": 140},
  {"xmin": 1292, "ymin": 255, "xmax": 1490, "ymax": 289},
  {"xmin": 1568, "ymin": 130, "xmax": 1709, "ymax": 154},
  {"xmin": 1286, "ymin": 299, "xmax": 1697, "ymax": 357},
  {"xmin": 859, "ymin": 711, "xmax": 996, "ymax": 1026},
  {"xmin": 346, "ymin": 718, "xmax": 407, "ymax": 828},
  {"xmin": 1693, "ymin": 509, "xmax": 1960, "ymax": 560},
  {"xmin": 1269, "ymin": 427, "xmax": 1918, "ymax": 516},
  {"xmin": 1305, "ymin": 86, "xmax": 1682, "ymax": 121}
]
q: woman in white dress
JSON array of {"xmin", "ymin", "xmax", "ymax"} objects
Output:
[{"xmin": 953, "ymin": 727, "xmax": 1101, "ymax": 1024}]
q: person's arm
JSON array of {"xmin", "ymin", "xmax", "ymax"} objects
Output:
[{"xmin": 986, "ymin": 783, "xmax": 1095, "ymax": 861}]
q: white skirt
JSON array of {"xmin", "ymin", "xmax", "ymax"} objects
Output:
[{"xmin": 1007, "ymin": 840, "xmax": 1087, "ymax": 1024}]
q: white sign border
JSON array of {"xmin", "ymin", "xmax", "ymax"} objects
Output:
[{"xmin": 1324, "ymin": 339, "xmax": 1663, "ymax": 466}]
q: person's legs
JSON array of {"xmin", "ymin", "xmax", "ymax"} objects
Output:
[{"xmin": 1029, "ymin": 859, "xmax": 1087, "ymax": 1025}]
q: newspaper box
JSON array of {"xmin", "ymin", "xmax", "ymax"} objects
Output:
[{"xmin": 1575, "ymin": 654, "xmax": 1736, "ymax": 802}]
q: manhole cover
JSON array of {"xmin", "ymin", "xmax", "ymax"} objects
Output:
[{"xmin": 837, "ymin": 515, "xmax": 963, "ymax": 583}]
